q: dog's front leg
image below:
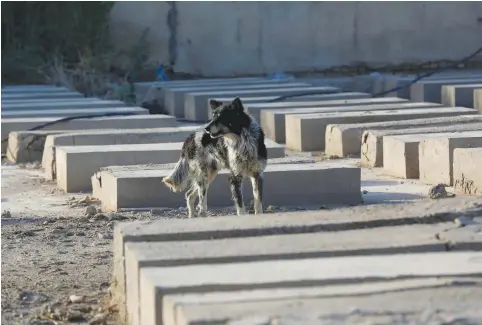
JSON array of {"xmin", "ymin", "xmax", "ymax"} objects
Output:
[
  {"xmin": 250, "ymin": 173, "xmax": 264, "ymax": 215},
  {"xmin": 229, "ymin": 174, "xmax": 245, "ymax": 215}
]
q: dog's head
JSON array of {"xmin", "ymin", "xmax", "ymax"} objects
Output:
[{"xmin": 204, "ymin": 97, "xmax": 249, "ymax": 139}]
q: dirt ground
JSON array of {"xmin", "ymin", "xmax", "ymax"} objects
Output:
[{"xmin": 2, "ymin": 160, "xmax": 482, "ymax": 325}]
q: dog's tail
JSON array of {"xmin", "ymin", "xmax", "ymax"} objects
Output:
[{"xmin": 162, "ymin": 156, "xmax": 190, "ymax": 192}]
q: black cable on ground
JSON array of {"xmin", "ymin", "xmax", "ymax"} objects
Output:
[
  {"xmin": 1, "ymin": 112, "xmax": 139, "ymax": 144},
  {"xmin": 265, "ymin": 45, "xmax": 482, "ymax": 103}
]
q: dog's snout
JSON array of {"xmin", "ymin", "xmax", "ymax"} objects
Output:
[{"xmin": 204, "ymin": 127, "xmax": 210, "ymax": 134}]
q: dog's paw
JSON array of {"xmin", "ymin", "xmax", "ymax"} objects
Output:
[{"xmin": 196, "ymin": 206, "xmax": 207, "ymax": 218}]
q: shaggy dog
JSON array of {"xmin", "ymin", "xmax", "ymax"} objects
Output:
[{"xmin": 162, "ymin": 97, "xmax": 267, "ymax": 218}]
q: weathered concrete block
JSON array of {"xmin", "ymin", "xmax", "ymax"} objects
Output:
[
  {"xmin": 453, "ymin": 148, "xmax": 482, "ymax": 196},
  {"xmin": 262, "ymin": 99, "xmax": 437, "ymax": 143},
  {"xmin": 361, "ymin": 123, "xmax": 482, "ymax": 168},
  {"xmin": 351, "ymin": 74, "xmax": 386, "ymax": 95},
  {"xmin": 56, "ymin": 140, "xmax": 284, "ymax": 193},
  {"xmin": 382, "ymin": 132, "xmax": 459, "ymax": 179},
  {"xmin": 1, "ymin": 97, "xmax": 101, "ymax": 105},
  {"xmin": 42, "ymin": 126, "xmax": 200, "ymax": 180},
  {"xmin": 210, "ymin": 93, "xmax": 353, "ymax": 106},
  {"xmin": 2, "ymin": 115, "xmax": 179, "ymax": 158},
  {"xmin": 6, "ymin": 130, "xmax": 70, "ymax": 164},
  {"xmin": 93, "ymin": 162, "xmax": 361, "ymax": 211},
  {"xmin": 1, "ymin": 92, "xmax": 83, "ymax": 100},
  {"xmin": 1, "ymin": 99, "xmax": 126, "ymax": 111},
  {"xmin": 285, "ymin": 107, "xmax": 477, "ymax": 152},
  {"xmin": 441, "ymin": 84, "xmax": 482, "ymax": 108},
  {"xmin": 475, "ymin": 89, "xmax": 482, "ymax": 114},
  {"xmin": 419, "ymin": 131, "xmax": 482, "ymax": 186},
  {"xmin": 381, "ymin": 73, "xmax": 482, "ymax": 99},
  {"xmin": 214, "ymin": 92, "xmax": 374, "ymax": 122},
  {"xmin": 1, "ymin": 85, "xmax": 71, "ymax": 93},
  {"xmin": 139, "ymin": 252, "xmax": 482, "ymax": 325},
  {"xmin": 124, "ymin": 223, "xmax": 480, "ymax": 325},
  {"xmin": 382, "ymin": 76, "xmax": 417, "ymax": 99},
  {"xmin": 326, "ymin": 115, "xmax": 482, "ymax": 158},
  {"xmin": 135, "ymin": 77, "xmax": 265, "ymax": 103},
  {"xmin": 184, "ymin": 86, "xmax": 340, "ymax": 122},
  {"xmin": 162, "ymin": 80, "xmax": 298, "ymax": 117},
  {"xmin": 110, "ymin": 203, "xmax": 482, "ymax": 323},
  {"xmin": 171, "ymin": 283, "xmax": 482, "ymax": 325},
  {"xmin": 1, "ymin": 106, "xmax": 148, "ymax": 119},
  {"xmin": 91, "ymin": 157, "xmax": 316, "ymax": 205},
  {"xmin": 410, "ymin": 78, "xmax": 482, "ymax": 103},
  {"xmin": 383, "ymin": 134, "xmax": 425, "ymax": 179},
  {"xmin": 383, "ymin": 131, "xmax": 482, "ymax": 180}
]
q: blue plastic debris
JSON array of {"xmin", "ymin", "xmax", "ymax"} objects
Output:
[
  {"xmin": 156, "ymin": 65, "xmax": 169, "ymax": 81},
  {"xmin": 267, "ymin": 72, "xmax": 295, "ymax": 81}
]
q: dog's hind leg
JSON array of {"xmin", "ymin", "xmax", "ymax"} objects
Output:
[
  {"xmin": 195, "ymin": 180, "xmax": 209, "ymax": 218},
  {"xmin": 250, "ymin": 172, "xmax": 264, "ymax": 215},
  {"xmin": 229, "ymin": 174, "xmax": 245, "ymax": 216},
  {"xmin": 185, "ymin": 187, "xmax": 197, "ymax": 218},
  {"xmin": 195, "ymin": 169, "xmax": 218, "ymax": 218}
]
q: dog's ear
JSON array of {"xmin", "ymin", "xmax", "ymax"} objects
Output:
[
  {"xmin": 231, "ymin": 97, "xmax": 243, "ymax": 112},
  {"xmin": 209, "ymin": 99, "xmax": 223, "ymax": 110}
]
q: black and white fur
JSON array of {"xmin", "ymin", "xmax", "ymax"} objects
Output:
[{"xmin": 162, "ymin": 97, "xmax": 267, "ymax": 218}]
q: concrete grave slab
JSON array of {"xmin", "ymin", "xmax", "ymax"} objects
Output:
[
  {"xmin": 139, "ymin": 252, "xmax": 482, "ymax": 325},
  {"xmin": 1, "ymin": 85, "xmax": 71, "ymax": 93},
  {"xmin": 1, "ymin": 114, "xmax": 178, "ymax": 154},
  {"xmin": 212, "ymin": 92, "xmax": 374, "ymax": 121},
  {"xmin": 1, "ymin": 99, "xmax": 126, "ymax": 111},
  {"xmin": 262, "ymin": 100, "xmax": 436, "ymax": 143},
  {"xmin": 125, "ymin": 223, "xmax": 481, "ymax": 325},
  {"xmin": 1, "ymin": 106, "xmax": 148, "ymax": 119},
  {"xmin": 7, "ymin": 130, "xmax": 74, "ymax": 163},
  {"xmin": 184, "ymin": 86, "xmax": 340, "ymax": 122},
  {"xmin": 285, "ymin": 107, "xmax": 477, "ymax": 152},
  {"xmin": 325, "ymin": 115, "xmax": 482, "ymax": 158},
  {"xmin": 1, "ymin": 97, "xmax": 101, "ymax": 105},
  {"xmin": 441, "ymin": 84, "xmax": 482, "ymax": 108},
  {"xmin": 210, "ymin": 93, "xmax": 356, "ymax": 106},
  {"xmin": 172, "ymin": 283, "xmax": 482, "ymax": 325},
  {"xmin": 56, "ymin": 140, "xmax": 284, "ymax": 193},
  {"xmin": 137, "ymin": 76, "xmax": 347, "ymax": 105},
  {"xmin": 42, "ymin": 126, "xmax": 200, "ymax": 180},
  {"xmin": 419, "ymin": 131, "xmax": 482, "ymax": 185},
  {"xmin": 475, "ymin": 89, "xmax": 482, "ymax": 114},
  {"xmin": 361, "ymin": 123, "xmax": 482, "ymax": 168},
  {"xmin": 110, "ymin": 201, "xmax": 482, "ymax": 322},
  {"xmin": 410, "ymin": 78, "xmax": 482, "ymax": 103},
  {"xmin": 382, "ymin": 133, "xmax": 455, "ymax": 179},
  {"xmin": 91, "ymin": 156, "xmax": 316, "ymax": 206},
  {"xmin": 382, "ymin": 72, "xmax": 482, "ymax": 99},
  {"xmin": 246, "ymin": 94, "xmax": 402, "ymax": 125},
  {"xmin": 351, "ymin": 74, "xmax": 386, "ymax": 95},
  {"xmin": 162, "ymin": 81, "xmax": 308, "ymax": 117},
  {"xmin": 1, "ymin": 91, "xmax": 84, "ymax": 101},
  {"xmin": 454, "ymin": 148, "xmax": 482, "ymax": 196},
  {"xmin": 93, "ymin": 162, "xmax": 361, "ymax": 211},
  {"xmin": 383, "ymin": 131, "xmax": 482, "ymax": 179},
  {"xmin": 135, "ymin": 77, "xmax": 266, "ymax": 103}
]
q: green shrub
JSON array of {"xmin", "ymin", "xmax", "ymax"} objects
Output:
[{"xmin": 1, "ymin": 1, "xmax": 151, "ymax": 104}]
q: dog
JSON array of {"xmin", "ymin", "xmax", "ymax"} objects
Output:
[{"xmin": 162, "ymin": 97, "xmax": 267, "ymax": 218}]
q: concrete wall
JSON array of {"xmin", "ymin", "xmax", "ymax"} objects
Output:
[{"xmin": 109, "ymin": 1, "xmax": 482, "ymax": 77}]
